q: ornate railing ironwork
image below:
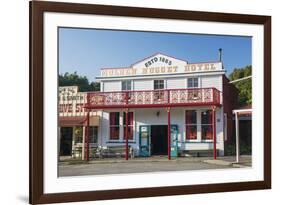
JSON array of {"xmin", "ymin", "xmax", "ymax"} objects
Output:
[{"xmin": 85, "ymin": 88, "xmax": 221, "ymax": 108}]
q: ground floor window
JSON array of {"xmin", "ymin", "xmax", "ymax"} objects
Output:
[
  {"xmin": 185, "ymin": 109, "xmax": 214, "ymax": 141},
  {"xmin": 123, "ymin": 112, "xmax": 134, "ymax": 140},
  {"xmin": 201, "ymin": 110, "xmax": 213, "ymax": 140},
  {"xmin": 89, "ymin": 126, "xmax": 98, "ymax": 143},
  {"xmin": 60, "ymin": 127, "xmax": 73, "ymax": 156},
  {"xmin": 74, "ymin": 126, "xmax": 83, "ymax": 144},
  {"xmin": 110, "ymin": 112, "xmax": 120, "ymax": 140},
  {"xmin": 185, "ymin": 110, "xmax": 197, "ymax": 140}
]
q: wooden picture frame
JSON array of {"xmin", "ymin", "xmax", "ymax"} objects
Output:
[{"xmin": 30, "ymin": 1, "xmax": 271, "ymax": 204}]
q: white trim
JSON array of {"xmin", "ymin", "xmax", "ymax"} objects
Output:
[
  {"xmin": 184, "ymin": 109, "xmax": 200, "ymax": 142},
  {"xmin": 186, "ymin": 76, "xmax": 201, "ymax": 88},
  {"xmin": 153, "ymin": 79, "xmax": 166, "ymax": 90},
  {"xmin": 233, "ymin": 109, "xmax": 252, "ymax": 114},
  {"xmin": 224, "ymin": 113, "xmax": 228, "ymax": 142},
  {"xmin": 184, "ymin": 108, "xmax": 217, "ymax": 143},
  {"xmin": 229, "ymin": 75, "xmax": 252, "ymax": 84}
]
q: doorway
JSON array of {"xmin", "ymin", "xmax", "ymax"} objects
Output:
[
  {"xmin": 151, "ymin": 125, "xmax": 168, "ymax": 155},
  {"xmin": 60, "ymin": 127, "xmax": 73, "ymax": 156}
]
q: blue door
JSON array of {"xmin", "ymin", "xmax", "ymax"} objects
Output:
[
  {"xmin": 170, "ymin": 125, "xmax": 178, "ymax": 157},
  {"xmin": 139, "ymin": 125, "xmax": 150, "ymax": 157}
]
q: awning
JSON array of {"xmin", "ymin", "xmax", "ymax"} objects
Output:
[
  {"xmin": 233, "ymin": 105, "xmax": 252, "ymax": 116},
  {"xmin": 232, "ymin": 108, "xmax": 252, "ymax": 163},
  {"xmin": 59, "ymin": 116, "xmax": 99, "ymax": 127}
]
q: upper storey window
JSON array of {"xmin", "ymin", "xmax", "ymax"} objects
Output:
[
  {"xmin": 187, "ymin": 78, "xmax": 199, "ymax": 88},
  {"xmin": 121, "ymin": 80, "xmax": 132, "ymax": 91},
  {"xmin": 154, "ymin": 80, "xmax": 164, "ymax": 90},
  {"xmin": 153, "ymin": 80, "xmax": 165, "ymax": 102}
]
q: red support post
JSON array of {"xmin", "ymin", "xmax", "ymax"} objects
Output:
[
  {"xmin": 125, "ymin": 109, "xmax": 129, "ymax": 160},
  {"xmin": 125, "ymin": 92, "xmax": 129, "ymax": 105},
  {"xmin": 86, "ymin": 110, "xmax": 90, "ymax": 161},
  {"xmin": 212, "ymin": 106, "xmax": 217, "ymax": 159},
  {"xmin": 167, "ymin": 107, "xmax": 171, "ymax": 160}
]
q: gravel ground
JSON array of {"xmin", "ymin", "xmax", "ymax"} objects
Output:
[{"xmin": 58, "ymin": 155, "xmax": 251, "ymax": 177}]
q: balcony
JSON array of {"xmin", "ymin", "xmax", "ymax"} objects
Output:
[{"xmin": 85, "ymin": 88, "xmax": 221, "ymax": 109}]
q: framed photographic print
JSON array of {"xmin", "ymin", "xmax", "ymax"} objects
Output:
[{"xmin": 30, "ymin": 0, "xmax": 271, "ymax": 204}]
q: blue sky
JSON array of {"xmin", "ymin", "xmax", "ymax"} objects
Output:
[{"xmin": 59, "ymin": 27, "xmax": 252, "ymax": 82}]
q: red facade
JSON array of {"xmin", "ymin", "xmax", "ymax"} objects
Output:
[{"xmin": 222, "ymin": 75, "xmax": 239, "ymax": 144}]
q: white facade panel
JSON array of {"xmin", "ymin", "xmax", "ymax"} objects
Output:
[
  {"xmin": 201, "ymin": 75, "xmax": 222, "ymax": 91},
  {"xmin": 97, "ymin": 107, "xmax": 225, "ymax": 156},
  {"xmin": 166, "ymin": 78, "xmax": 186, "ymax": 89},
  {"xmin": 103, "ymin": 81, "xmax": 121, "ymax": 92},
  {"xmin": 133, "ymin": 79, "xmax": 153, "ymax": 90}
]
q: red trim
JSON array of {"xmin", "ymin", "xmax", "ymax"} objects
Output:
[
  {"xmin": 59, "ymin": 116, "xmax": 86, "ymax": 126},
  {"xmin": 167, "ymin": 108, "xmax": 171, "ymax": 160},
  {"xmin": 85, "ymin": 102, "xmax": 221, "ymax": 110},
  {"xmin": 86, "ymin": 111, "xmax": 90, "ymax": 161},
  {"xmin": 87, "ymin": 87, "xmax": 219, "ymax": 94},
  {"xmin": 125, "ymin": 111, "xmax": 129, "ymax": 160},
  {"xmin": 109, "ymin": 112, "xmax": 120, "ymax": 140},
  {"xmin": 212, "ymin": 107, "xmax": 217, "ymax": 160}
]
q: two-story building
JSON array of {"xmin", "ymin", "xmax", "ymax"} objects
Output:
[{"xmin": 59, "ymin": 52, "xmax": 238, "ymax": 160}]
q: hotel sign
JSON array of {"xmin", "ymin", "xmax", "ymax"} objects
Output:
[{"xmin": 101, "ymin": 62, "xmax": 222, "ymax": 77}]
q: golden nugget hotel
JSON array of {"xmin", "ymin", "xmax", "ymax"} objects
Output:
[{"xmin": 59, "ymin": 52, "xmax": 238, "ymax": 161}]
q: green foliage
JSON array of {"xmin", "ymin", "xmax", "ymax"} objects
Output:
[
  {"xmin": 90, "ymin": 81, "xmax": 101, "ymax": 92},
  {"xmin": 228, "ymin": 65, "xmax": 252, "ymax": 106},
  {"xmin": 59, "ymin": 71, "xmax": 100, "ymax": 92}
]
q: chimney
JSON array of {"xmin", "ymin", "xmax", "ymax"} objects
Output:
[{"xmin": 218, "ymin": 48, "xmax": 222, "ymax": 62}]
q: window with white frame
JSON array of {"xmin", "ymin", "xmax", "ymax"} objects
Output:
[
  {"xmin": 109, "ymin": 112, "xmax": 120, "ymax": 140},
  {"xmin": 122, "ymin": 80, "xmax": 132, "ymax": 101},
  {"xmin": 153, "ymin": 80, "xmax": 165, "ymax": 102},
  {"xmin": 154, "ymin": 79, "xmax": 164, "ymax": 89},
  {"xmin": 187, "ymin": 78, "xmax": 199, "ymax": 88},
  {"xmin": 121, "ymin": 80, "xmax": 132, "ymax": 91},
  {"xmin": 185, "ymin": 110, "xmax": 197, "ymax": 140},
  {"xmin": 201, "ymin": 110, "xmax": 213, "ymax": 140}
]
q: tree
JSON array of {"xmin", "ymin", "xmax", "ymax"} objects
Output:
[
  {"xmin": 59, "ymin": 71, "xmax": 100, "ymax": 92},
  {"xmin": 90, "ymin": 82, "xmax": 100, "ymax": 91},
  {"xmin": 228, "ymin": 65, "xmax": 252, "ymax": 106}
]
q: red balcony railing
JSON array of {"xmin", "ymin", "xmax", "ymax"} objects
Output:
[{"xmin": 85, "ymin": 88, "xmax": 221, "ymax": 109}]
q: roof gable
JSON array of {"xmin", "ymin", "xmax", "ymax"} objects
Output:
[{"xmin": 131, "ymin": 53, "xmax": 188, "ymax": 69}]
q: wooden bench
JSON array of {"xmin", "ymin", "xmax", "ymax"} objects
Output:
[
  {"xmin": 91, "ymin": 146, "xmax": 102, "ymax": 158},
  {"xmin": 72, "ymin": 146, "xmax": 102, "ymax": 159},
  {"xmin": 101, "ymin": 145, "xmax": 134, "ymax": 158}
]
